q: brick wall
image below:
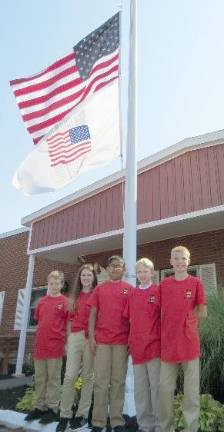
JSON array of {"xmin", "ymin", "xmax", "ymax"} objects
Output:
[
  {"xmin": 86, "ymin": 229, "xmax": 224, "ymax": 288},
  {"xmin": 0, "ymin": 230, "xmax": 77, "ymax": 361},
  {"xmin": 0, "ymin": 231, "xmax": 29, "ymax": 337}
]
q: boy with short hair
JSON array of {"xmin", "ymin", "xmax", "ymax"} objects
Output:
[
  {"xmin": 159, "ymin": 246, "xmax": 207, "ymax": 432},
  {"xmin": 88, "ymin": 255, "xmax": 133, "ymax": 432},
  {"xmin": 124, "ymin": 258, "xmax": 161, "ymax": 432},
  {"xmin": 25, "ymin": 270, "xmax": 68, "ymax": 424}
]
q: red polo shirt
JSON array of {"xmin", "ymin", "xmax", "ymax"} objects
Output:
[
  {"xmin": 70, "ymin": 291, "xmax": 92, "ymax": 337},
  {"xmin": 87, "ymin": 280, "xmax": 132, "ymax": 345},
  {"xmin": 34, "ymin": 294, "xmax": 68, "ymax": 360},
  {"xmin": 124, "ymin": 285, "xmax": 161, "ymax": 364},
  {"xmin": 160, "ymin": 275, "xmax": 206, "ymax": 363}
]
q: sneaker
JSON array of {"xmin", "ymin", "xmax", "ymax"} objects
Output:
[
  {"xmin": 56, "ymin": 417, "xmax": 69, "ymax": 432},
  {"xmin": 113, "ymin": 426, "xmax": 125, "ymax": 432},
  {"xmin": 24, "ymin": 408, "xmax": 45, "ymax": 421},
  {"xmin": 39, "ymin": 408, "xmax": 59, "ymax": 424},
  {"xmin": 69, "ymin": 416, "xmax": 88, "ymax": 430}
]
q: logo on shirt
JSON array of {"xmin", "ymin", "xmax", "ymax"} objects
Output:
[
  {"xmin": 185, "ymin": 289, "xmax": 192, "ymax": 299},
  {"xmin": 57, "ymin": 304, "xmax": 64, "ymax": 310},
  {"xmin": 121, "ymin": 288, "xmax": 129, "ymax": 295},
  {"xmin": 148, "ymin": 295, "xmax": 156, "ymax": 304}
]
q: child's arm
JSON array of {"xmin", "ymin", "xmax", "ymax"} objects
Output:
[
  {"xmin": 194, "ymin": 304, "xmax": 207, "ymax": 320},
  {"xmin": 88, "ymin": 306, "xmax": 97, "ymax": 354},
  {"xmin": 194, "ymin": 278, "xmax": 207, "ymax": 320},
  {"xmin": 67, "ymin": 320, "xmax": 71, "ymax": 336}
]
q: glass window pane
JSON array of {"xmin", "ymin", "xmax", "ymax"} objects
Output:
[{"xmin": 29, "ymin": 287, "xmax": 47, "ymax": 328}]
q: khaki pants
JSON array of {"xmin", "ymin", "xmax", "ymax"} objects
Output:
[
  {"xmin": 60, "ymin": 331, "xmax": 94, "ymax": 419},
  {"xmin": 134, "ymin": 358, "xmax": 161, "ymax": 432},
  {"xmin": 92, "ymin": 344, "xmax": 128, "ymax": 428},
  {"xmin": 159, "ymin": 359, "xmax": 199, "ymax": 432},
  {"xmin": 34, "ymin": 358, "xmax": 62, "ymax": 413}
]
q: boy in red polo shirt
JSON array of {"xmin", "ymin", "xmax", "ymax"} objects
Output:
[
  {"xmin": 124, "ymin": 258, "xmax": 161, "ymax": 432},
  {"xmin": 159, "ymin": 246, "xmax": 207, "ymax": 432},
  {"xmin": 88, "ymin": 255, "xmax": 133, "ymax": 432},
  {"xmin": 24, "ymin": 270, "xmax": 68, "ymax": 424}
]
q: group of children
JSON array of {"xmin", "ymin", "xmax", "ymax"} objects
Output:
[{"xmin": 24, "ymin": 246, "xmax": 207, "ymax": 432}]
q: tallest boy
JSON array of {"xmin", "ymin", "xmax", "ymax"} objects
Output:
[{"xmin": 159, "ymin": 246, "xmax": 207, "ymax": 432}]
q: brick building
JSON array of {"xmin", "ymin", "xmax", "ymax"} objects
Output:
[{"xmin": 0, "ymin": 129, "xmax": 224, "ymax": 371}]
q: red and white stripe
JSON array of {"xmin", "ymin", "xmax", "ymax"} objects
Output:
[
  {"xmin": 47, "ymin": 130, "xmax": 91, "ymax": 167},
  {"xmin": 10, "ymin": 49, "xmax": 119, "ymax": 144}
]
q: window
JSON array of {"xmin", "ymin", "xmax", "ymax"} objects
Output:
[
  {"xmin": 14, "ymin": 286, "xmax": 47, "ymax": 331},
  {"xmin": 29, "ymin": 287, "xmax": 47, "ymax": 328},
  {"xmin": 161, "ymin": 265, "xmax": 198, "ymax": 279},
  {"xmin": 160, "ymin": 263, "xmax": 217, "ymax": 295}
]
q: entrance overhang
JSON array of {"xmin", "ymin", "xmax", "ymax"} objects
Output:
[{"xmin": 28, "ymin": 205, "xmax": 224, "ymax": 263}]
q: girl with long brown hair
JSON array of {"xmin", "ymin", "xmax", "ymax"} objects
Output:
[{"xmin": 57, "ymin": 264, "xmax": 98, "ymax": 432}]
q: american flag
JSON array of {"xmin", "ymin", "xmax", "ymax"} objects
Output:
[
  {"xmin": 10, "ymin": 13, "xmax": 119, "ymax": 144},
  {"xmin": 47, "ymin": 125, "xmax": 91, "ymax": 167}
]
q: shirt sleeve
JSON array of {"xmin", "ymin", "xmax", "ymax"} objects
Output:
[
  {"xmin": 158, "ymin": 282, "xmax": 163, "ymax": 308},
  {"xmin": 195, "ymin": 278, "xmax": 207, "ymax": 306},
  {"xmin": 156, "ymin": 285, "xmax": 161, "ymax": 308},
  {"xmin": 87, "ymin": 287, "xmax": 99, "ymax": 309}
]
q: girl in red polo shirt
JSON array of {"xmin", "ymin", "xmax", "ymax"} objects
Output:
[
  {"xmin": 56, "ymin": 264, "xmax": 98, "ymax": 432},
  {"xmin": 124, "ymin": 258, "xmax": 161, "ymax": 432}
]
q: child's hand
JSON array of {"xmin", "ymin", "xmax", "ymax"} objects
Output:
[
  {"xmin": 193, "ymin": 305, "xmax": 207, "ymax": 320},
  {"xmin": 89, "ymin": 337, "xmax": 97, "ymax": 354}
]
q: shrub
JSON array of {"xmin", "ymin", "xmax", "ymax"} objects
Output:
[
  {"xmin": 174, "ymin": 394, "xmax": 224, "ymax": 432},
  {"xmin": 16, "ymin": 386, "xmax": 36, "ymax": 412},
  {"xmin": 200, "ymin": 294, "xmax": 224, "ymax": 402},
  {"xmin": 16, "ymin": 377, "xmax": 82, "ymax": 412}
]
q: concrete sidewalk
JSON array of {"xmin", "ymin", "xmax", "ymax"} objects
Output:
[
  {"xmin": 0, "ymin": 410, "xmax": 90, "ymax": 432},
  {"xmin": 0, "ymin": 376, "xmax": 32, "ymax": 390}
]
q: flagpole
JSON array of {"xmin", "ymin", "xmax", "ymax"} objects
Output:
[
  {"xmin": 123, "ymin": 0, "xmax": 137, "ymax": 417},
  {"xmin": 123, "ymin": 0, "xmax": 137, "ymax": 287}
]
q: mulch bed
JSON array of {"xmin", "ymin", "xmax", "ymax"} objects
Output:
[{"xmin": 0, "ymin": 386, "xmax": 28, "ymax": 411}]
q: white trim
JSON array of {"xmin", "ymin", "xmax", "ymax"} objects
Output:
[
  {"xmin": 0, "ymin": 291, "xmax": 5, "ymax": 325},
  {"xmin": 15, "ymin": 255, "xmax": 35, "ymax": 376},
  {"xmin": 28, "ymin": 204, "xmax": 224, "ymax": 254},
  {"xmin": 138, "ymin": 128, "xmax": 224, "ymax": 175},
  {"xmin": 27, "ymin": 223, "xmax": 33, "ymax": 255},
  {"xmin": 29, "ymin": 228, "xmax": 123, "ymax": 254},
  {"xmin": 0, "ymin": 227, "xmax": 29, "ymax": 239},
  {"xmin": 137, "ymin": 204, "xmax": 224, "ymax": 231},
  {"xmin": 22, "ymin": 129, "xmax": 224, "ymax": 227}
]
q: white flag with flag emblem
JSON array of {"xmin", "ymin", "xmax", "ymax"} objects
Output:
[{"xmin": 12, "ymin": 80, "xmax": 120, "ymax": 195}]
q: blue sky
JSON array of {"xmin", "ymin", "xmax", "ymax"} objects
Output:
[{"xmin": 1, "ymin": 0, "xmax": 224, "ymax": 234}]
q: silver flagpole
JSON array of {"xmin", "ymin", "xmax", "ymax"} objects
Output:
[{"xmin": 123, "ymin": 0, "xmax": 137, "ymax": 417}]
